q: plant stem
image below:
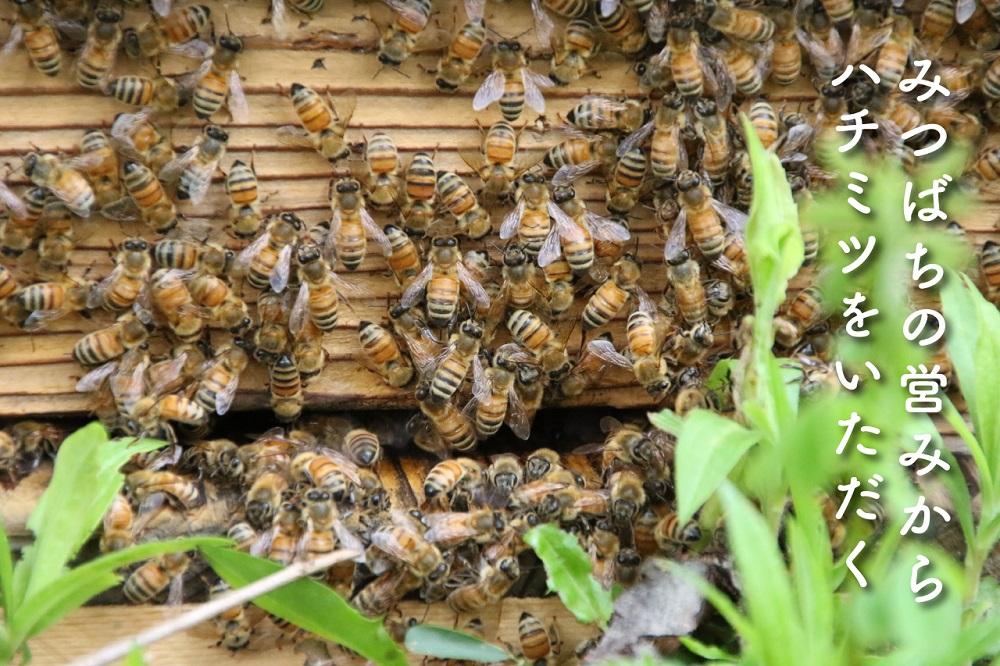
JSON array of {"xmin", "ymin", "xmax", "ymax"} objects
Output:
[{"xmin": 68, "ymin": 548, "xmax": 361, "ymax": 666}]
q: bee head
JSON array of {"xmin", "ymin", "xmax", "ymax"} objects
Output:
[
  {"xmin": 123, "ymin": 238, "xmax": 148, "ymax": 252},
  {"xmin": 219, "ymin": 34, "xmax": 243, "ymax": 53},
  {"xmin": 95, "ymin": 7, "xmax": 122, "ymax": 23},
  {"xmin": 205, "ymin": 125, "xmax": 229, "ymax": 143},
  {"xmin": 503, "ymin": 243, "xmax": 527, "ymax": 266},
  {"xmin": 297, "ymin": 243, "xmax": 322, "ymax": 265},
  {"xmin": 552, "ymin": 186, "xmax": 575, "ymax": 204},
  {"xmin": 290, "ymin": 82, "xmax": 305, "ymax": 95},
  {"xmin": 336, "ymin": 178, "xmax": 361, "ymax": 194},
  {"xmin": 279, "ymin": 212, "xmax": 304, "ymax": 230},
  {"xmin": 676, "ymin": 170, "xmax": 701, "ymax": 192},
  {"xmin": 460, "ymin": 320, "xmax": 484, "ymax": 339}
]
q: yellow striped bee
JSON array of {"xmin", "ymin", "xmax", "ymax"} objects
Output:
[
  {"xmin": 588, "ymin": 301, "xmax": 672, "ymax": 396},
  {"xmin": 289, "ymin": 241, "xmax": 355, "ymax": 334},
  {"xmin": 471, "ymin": 344, "xmax": 532, "ymax": 440},
  {"xmin": 159, "ymin": 124, "xmax": 228, "ymax": 204},
  {"xmin": 23, "ymin": 152, "xmax": 95, "ymax": 218},
  {"xmin": 4, "ymin": 0, "xmax": 62, "ymax": 77},
  {"xmin": 234, "ymin": 212, "xmax": 302, "ymax": 293},
  {"xmin": 123, "ymin": 552, "xmax": 190, "ymax": 605},
  {"xmin": 435, "ymin": 0, "xmax": 488, "ymax": 92},
  {"xmin": 362, "ymin": 132, "xmax": 403, "ymax": 209},
  {"xmin": 75, "ymin": 7, "xmax": 122, "ymax": 89},
  {"xmin": 473, "ymin": 40, "xmax": 554, "ymax": 122},
  {"xmin": 538, "ymin": 186, "xmax": 630, "ymax": 274},
  {"xmin": 461, "ymin": 121, "xmax": 536, "ymax": 201},
  {"xmin": 401, "ymin": 236, "xmax": 491, "ymax": 329},
  {"xmin": 9, "ymin": 278, "xmax": 92, "ymax": 331},
  {"xmin": 550, "ymin": 19, "xmax": 600, "ymax": 86},
  {"xmin": 670, "ymin": 170, "xmax": 747, "ymax": 261},
  {"xmin": 373, "ymin": 0, "xmax": 441, "ymax": 69},
  {"xmin": 400, "ymin": 151, "xmax": 437, "ymax": 237},
  {"xmin": 429, "ymin": 320, "xmax": 485, "ymax": 402},
  {"xmin": 436, "ymin": 170, "xmax": 492, "ymax": 239},
  {"xmin": 73, "ymin": 310, "xmax": 155, "ymax": 367},
  {"xmin": 701, "ymin": 0, "xmax": 775, "ymax": 41},
  {"xmin": 595, "ymin": 0, "xmax": 648, "ymax": 54},
  {"xmin": 194, "ymin": 345, "xmax": 249, "ymax": 416},
  {"xmin": 328, "ymin": 178, "xmax": 392, "ymax": 271},
  {"xmin": 89, "ymin": 237, "xmax": 151, "ymax": 311},
  {"xmin": 191, "ymin": 33, "xmax": 249, "ymax": 123},
  {"xmin": 582, "ymin": 254, "xmax": 648, "ymax": 331},
  {"xmin": 500, "ymin": 172, "xmax": 554, "ymax": 258},
  {"xmin": 269, "ymin": 353, "xmax": 304, "ymax": 422},
  {"xmin": 0, "ymin": 183, "xmax": 47, "ymax": 257},
  {"xmin": 122, "ymin": 4, "xmax": 213, "ymax": 60},
  {"xmin": 278, "ymin": 84, "xmax": 356, "ymax": 163},
  {"xmin": 226, "ymin": 158, "xmax": 264, "ymax": 238}
]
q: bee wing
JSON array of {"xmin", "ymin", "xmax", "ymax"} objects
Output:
[
  {"xmin": 456, "ymin": 263, "xmax": 491, "ymax": 309},
  {"xmin": 587, "ymin": 212, "xmax": 630, "ymax": 242},
  {"xmin": 0, "ymin": 181, "xmax": 28, "ymax": 220},
  {"xmin": 506, "ymin": 385, "xmax": 531, "ymax": 440},
  {"xmin": 169, "ymin": 39, "xmax": 213, "ymax": 60},
  {"xmin": 184, "ymin": 167, "xmax": 214, "ymax": 206},
  {"xmin": 152, "ymin": 0, "xmax": 171, "ymax": 16},
  {"xmin": 271, "ymin": 0, "xmax": 289, "ymax": 39},
  {"xmin": 472, "ymin": 358, "xmax": 491, "ymax": 404},
  {"xmin": 472, "ymin": 70, "xmax": 506, "ymax": 111},
  {"xmin": 530, "ymin": 0, "xmax": 555, "ymax": 46},
  {"xmin": 401, "ymin": 262, "xmax": 434, "ymax": 308},
  {"xmin": 599, "ymin": 0, "xmax": 619, "ymax": 17},
  {"xmin": 149, "ymin": 352, "xmax": 188, "ymax": 395},
  {"xmin": 228, "ymin": 70, "xmax": 251, "ymax": 124},
  {"xmin": 2, "ymin": 24, "xmax": 23, "ymax": 55},
  {"xmin": 500, "ymin": 199, "xmax": 524, "ymax": 240},
  {"xmin": 795, "ymin": 28, "xmax": 841, "ymax": 76},
  {"xmin": 333, "ymin": 520, "xmax": 367, "ymax": 562},
  {"xmin": 712, "ymin": 200, "xmax": 748, "ymax": 235},
  {"xmin": 100, "ymin": 196, "xmax": 141, "ymax": 222},
  {"xmin": 75, "ymin": 360, "xmax": 119, "ymax": 392},
  {"xmin": 780, "ymin": 122, "xmax": 815, "ymax": 157},
  {"xmin": 617, "ymin": 121, "xmax": 655, "ymax": 158},
  {"xmin": 522, "ymin": 70, "xmax": 553, "ymax": 114},
  {"xmin": 270, "ymin": 243, "xmax": 294, "ymax": 293},
  {"xmin": 587, "ymin": 338, "xmax": 632, "ymax": 368},
  {"xmin": 159, "ymin": 146, "xmax": 199, "ymax": 184},
  {"xmin": 547, "ymin": 201, "xmax": 585, "ymax": 242},
  {"xmin": 464, "ymin": 0, "xmax": 486, "ymax": 22},
  {"xmin": 956, "ymin": 0, "xmax": 975, "ymax": 22},
  {"xmin": 425, "ymin": 514, "xmax": 479, "ymax": 543},
  {"xmin": 166, "ymin": 574, "xmax": 185, "ymax": 606},
  {"xmin": 249, "ymin": 529, "xmax": 272, "ymax": 557},
  {"xmin": 362, "ymin": 208, "xmax": 392, "ymax": 256},
  {"xmin": 325, "ymin": 211, "xmax": 341, "ymax": 262},
  {"xmin": 215, "ymin": 373, "xmax": 241, "ymax": 416},
  {"xmin": 23, "ymin": 309, "xmax": 66, "ymax": 331},
  {"xmin": 385, "ymin": 0, "xmax": 431, "ymax": 30},
  {"xmin": 846, "ymin": 21, "xmax": 892, "ymax": 62},
  {"xmin": 234, "ymin": 231, "xmax": 270, "ymax": 276},
  {"xmin": 664, "ymin": 209, "xmax": 687, "ymax": 262},
  {"xmin": 537, "ymin": 228, "xmax": 563, "ymax": 267},
  {"xmin": 633, "ymin": 286, "xmax": 655, "ymax": 316},
  {"xmin": 289, "ymin": 282, "xmax": 309, "ymax": 338},
  {"xmin": 370, "ymin": 527, "xmax": 419, "ymax": 561},
  {"xmin": 276, "ymin": 125, "xmax": 313, "ymax": 148},
  {"xmin": 552, "ymin": 160, "xmax": 600, "ymax": 186}
]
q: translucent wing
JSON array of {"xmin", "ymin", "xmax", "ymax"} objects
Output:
[
  {"xmin": 152, "ymin": 0, "xmax": 171, "ymax": 17},
  {"xmin": 530, "ymin": 0, "xmax": 555, "ymax": 45},
  {"xmin": 289, "ymin": 282, "xmax": 309, "ymax": 337},
  {"xmin": 401, "ymin": 262, "xmax": 434, "ymax": 307},
  {"xmin": 215, "ymin": 374, "xmax": 240, "ymax": 415},
  {"xmin": 270, "ymin": 244, "xmax": 293, "ymax": 293},
  {"xmin": 957, "ymin": 0, "xmax": 975, "ymax": 23},
  {"xmin": 780, "ymin": 122, "xmax": 815, "ymax": 157},
  {"xmin": 362, "ymin": 208, "xmax": 392, "ymax": 256},
  {"xmin": 464, "ymin": 0, "xmax": 486, "ymax": 21},
  {"xmin": 537, "ymin": 228, "xmax": 563, "ymax": 267},
  {"xmin": 472, "ymin": 70, "xmax": 506, "ymax": 111},
  {"xmin": 166, "ymin": 575, "xmax": 185, "ymax": 606},
  {"xmin": 158, "ymin": 145, "xmax": 199, "ymax": 184},
  {"xmin": 149, "ymin": 353, "xmax": 188, "ymax": 395},
  {"xmin": 472, "ymin": 361, "xmax": 491, "ymax": 404},
  {"xmin": 271, "ymin": 0, "xmax": 289, "ymax": 39},
  {"xmin": 168, "ymin": 39, "xmax": 213, "ymax": 60},
  {"xmin": 522, "ymin": 70, "xmax": 553, "ymax": 114},
  {"xmin": 587, "ymin": 338, "xmax": 632, "ymax": 368},
  {"xmin": 548, "ymin": 201, "xmax": 585, "ymax": 242},
  {"xmin": 664, "ymin": 209, "xmax": 688, "ymax": 262},
  {"xmin": 425, "ymin": 513, "xmax": 482, "ymax": 542},
  {"xmin": 0, "ymin": 181, "xmax": 27, "ymax": 219},
  {"xmin": 552, "ymin": 161, "xmax": 600, "ymax": 186},
  {"xmin": 234, "ymin": 231, "xmax": 269, "ymax": 277},
  {"xmin": 618, "ymin": 121, "xmax": 655, "ymax": 158},
  {"xmin": 75, "ymin": 361, "xmax": 119, "ymax": 392},
  {"xmin": 2, "ymin": 24, "xmax": 23, "ymax": 56},
  {"xmin": 506, "ymin": 385, "xmax": 530, "ymax": 440},
  {"xmin": 228, "ymin": 70, "xmax": 250, "ymax": 124},
  {"xmin": 457, "ymin": 263, "xmax": 491, "ymax": 309},
  {"xmin": 276, "ymin": 125, "xmax": 313, "ymax": 148},
  {"xmin": 333, "ymin": 520, "xmax": 367, "ymax": 561},
  {"xmin": 101, "ymin": 196, "xmax": 140, "ymax": 222},
  {"xmin": 600, "ymin": 0, "xmax": 619, "ymax": 17},
  {"xmin": 500, "ymin": 199, "xmax": 525, "ymax": 239},
  {"xmin": 370, "ymin": 526, "xmax": 422, "ymax": 561},
  {"xmin": 846, "ymin": 21, "xmax": 891, "ymax": 62},
  {"xmin": 23, "ymin": 309, "xmax": 66, "ymax": 331},
  {"xmin": 713, "ymin": 200, "xmax": 748, "ymax": 235},
  {"xmin": 325, "ymin": 210, "xmax": 341, "ymax": 261},
  {"xmin": 184, "ymin": 167, "xmax": 213, "ymax": 206},
  {"xmin": 587, "ymin": 212, "xmax": 630, "ymax": 242},
  {"xmin": 385, "ymin": 0, "xmax": 432, "ymax": 30}
]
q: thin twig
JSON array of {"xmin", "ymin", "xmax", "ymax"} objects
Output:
[{"xmin": 69, "ymin": 548, "xmax": 362, "ymax": 666}]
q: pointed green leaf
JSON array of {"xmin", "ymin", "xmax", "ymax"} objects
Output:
[
  {"xmin": 125, "ymin": 645, "xmax": 147, "ymax": 666},
  {"xmin": 404, "ymin": 624, "xmax": 511, "ymax": 662},
  {"xmin": 201, "ymin": 546, "xmax": 406, "ymax": 666},
  {"xmin": 647, "ymin": 408, "xmax": 683, "ymax": 436},
  {"xmin": 674, "ymin": 410, "xmax": 758, "ymax": 525},
  {"xmin": 679, "ymin": 636, "xmax": 739, "ymax": 662},
  {"xmin": 523, "ymin": 524, "xmax": 613, "ymax": 627},
  {"xmin": 0, "ymin": 520, "xmax": 12, "ymax": 615}
]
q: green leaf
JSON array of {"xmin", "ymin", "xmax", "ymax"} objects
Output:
[
  {"xmin": 10, "ymin": 537, "xmax": 229, "ymax": 644},
  {"xmin": 718, "ymin": 483, "xmax": 805, "ymax": 666},
  {"xmin": 523, "ymin": 524, "xmax": 613, "ymax": 627},
  {"xmin": 13, "ymin": 423, "xmax": 168, "ymax": 604},
  {"xmin": 647, "ymin": 408, "xmax": 682, "ymax": 436},
  {"xmin": 785, "ymin": 517, "xmax": 834, "ymax": 657},
  {"xmin": 0, "ymin": 520, "xmax": 12, "ymax": 615},
  {"xmin": 404, "ymin": 624, "xmax": 511, "ymax": 662},
  {"xmin": 674, "ymin": 410, "xmax": 758, "ymax": 525},
  {"xmin": 201, "ymin": 546, "xmax": 406, "ymax": 666},
  {"xmin": 125, "ymin": 645, "xmax": 147, "ymax": 666},
  {"xmin": 941, "ymin": 272, "xmax": 1000, "ymax": 484},
  {"xmin": 679, "ymin": 635, "xmax": 739, "ymax": 661}
]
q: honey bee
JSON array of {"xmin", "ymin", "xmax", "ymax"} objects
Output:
[
  {"xmin": 358, "ymin": 320, "xmax": 415, "ymax": 388},
  {"xmin": 123, "ymin": 552, "xmax": 190, "ymax": 605},
  {"xmin": 110, "ymin": 111, "xmax": 176, "ymax": 174},
  {"xmin": 702, "ymin": 28, "xmax": 768, "ymax": 97},
  {"xmin": 506, "ymin": 309, "xmax": 570, "ymax": 379},
  {"xmin": 234, "ymin": 212, "xmax": 302, "ymax": 293},
  {"xmin": 413, "ymin": 383, "xmax": 479, "ymax": 454},
  {"xmin": 296, "ymin": 488, "xmax": 337, "ymax": 561},
  {"xmin": 106, "ymin": 160, "xmax": 177, "ymax": 234},
  {"xmin": 486, "ymin": 453, "xmax": 524, "ymax": 492},
  {"xmin": 424, "ymin": 509, "xmax": 506, "ymax": 548},
  {"xmin": 373, "ymin": 0, "xmax": 439, "ymax": 69},
  {"xmin": 149, "ymin": 268, "xmax": 206, "ymax": 343},
  {"xmin": 246, "ymin": 290, "xmax": 291, "ymax": 365},
  {"xmin": 269, "ymin": 0, "xmax": 326, "ymax": 39},
  {"xmin": 767, "ymin": 0, "xmax": 801, "ymax": 85},
  {"xmin": 672, "ymin": 170, "xmax": 747, "ymax": 260},
  {"xmin": 462, "ymin": 121, "xmax": 536, "ymax": 201},
  {"xmin": 0, "ymin": 183, "xmax": 46, "ymax": 257},
  {"xmin": 9, "ymin": 278, "xmax": 90, "ymax": 331},
  {"xmin": 381, "ymin": 224, "xmax": 422, "ymax": 288},
  {"xmin": 549, "ymin": 19, "xmax": 599, "ymax": 86},
  {"xmin": 582, "ymin": 255, "xmax": 647, "ymax": 331},
  {"xmin": 400, "ymin": 152, "xmax": 437, "ymax": 237},
  {"xmin": 5, "ymin": 0, "xmax": 61, "ymax": 77},
  {"xmin": 208, "ymin": 582, "xmax": 255, "ymax": 651},
  {"xmin": 542, "ymin": 260, "xmax": 574, "ymax": 319},
  {"xmin": 22, "ymin": 153, "xmax": 94, "ymax": 218},
  {"xmin": 653, "ymin": 512, "xmax": 702, "ymax": 547},
  {"xmin": 602, "ymin": 148, "xmax": 646, "ymax": 216},
  {"xmin": 122, "ymin": 5, "xmax": 212, "ymax": 59},
  {"xmin": 73, "ymin": 309, "xmax": 154, "ymax": 366},
  {"xmin": 774, "ymin": 286, "xmax": 825, "ymax": 348},
  {"xmin": 279, "ymin": 84, "xmax": 356, "ymax": 163},
  {"xmin": 388, "ymin": 302, "xmax": 442, "ymax": 375},
  {"xmin": 192, "ymin": 345, "xmax": 248, "ymax": 416},
  {"xmin": 90, "ymin": 238, "xmax": 151, "ymax": 311},
  {"xmin": 75, "ymin": 7, "xmax": 122, "ymax": 89},
  {"xmin": 269, "ymin": 353, "xmax": 304, "ymax": 422},
  {"xmin": 191, "ymin": 34, "xmax": 248, "ymax": 122},
  {"xmin": 159, "ymin": 124, "xmax": 228, "ymax": 204},
  {"xmin": 290, "ymin": 241, "xmax": 353, "ymax": 336},
  {"xmin": 429, "ymin": 320, "xmax": 485, "ymax": 401},
  {"xmin": 446, "ymin": 556, "xmax": 519, "ymax": 613},
  {"xmin": 100, "ymin": 492, "xmax": 135, "ymax": 553},
  {"xmin": 522, "ymin": 448, "xmax": 564, "ymax": 483},
  {"xmin": 292, "ymin": 448, "xmax": 361, "ymax": 501},
  {"xmin": 105, "ymin": 74, "xmax": 183, "ymax": 114},
  {"xmin": 702, "ymin": 0, "xmax": 775, "ymax": 41},
  {"xmin": 402, "ymin": 236, "xmax": 491, "ymax": 329},
  {"xmin": 878, "ymin": 11, "xmax": 918, "ymax": 91},
  {"xmin": 921, "ymin": 0, "xmax": 956, "ymax": 47},
  {"xmin": 422, "ymin": 456, "xmax": 484, "ymax": 503},
  {"xmin": 588, "ymin": 304, "xmax": 672, "ymax": 396},
  {"xmin": 226, "ymin": 158, "xmax": 264, "ymax": 238},
  {"xmin": 435, "ymin": 170, "xmax": 492, "ymax": 240},
  {"xmin": 489, "ymin": 243, "xmax": 544, "ymax": 320},
  {"xmin": 328, "ymin": 178, "xmax": 392, "ymax": 271},
  {"xmin": 500, "ymin": 172, "xmax": 555, "ymax": 258},
  {"xmin": 126, "ymin": 469, "xmax": 201, "ymax": 510},
  {"xmin": 981, "ymin": 240, "xmax": 1000, "ymax": 304},
  {"xmin": 664, "ymin": 249, "xmax": 708, "ymax": 326},
  {"xmin": 799, "ymin": 7, "xmax": 845, "ymax": 82},
  {"xmin": 658, "ymin": 19, "xmax": 707, "ymax": 98},
  {"xmin": 180, "ymin": 438, "xmax": 241, "ymax": 479},
  {"xmin": 473, "ymin": 40, "xmax": 553, "ymax": 122},
  {"xmin": 371, "ymin": 521, "xmax": 448, "ymax": 582},
  {"xmin": 356, "ymin": 132, "xmax": 401, "ymax": 210},
  {"xmin": 513, "ymin": 360, "xmax": 544, "ymax": 432},
  {"xmin": 566, "ymin": 96, "xmax": 645, "ymax": 134},
  {"xmin": 558, "ymin": 331, "xmax": 612, "ymax": 397},
  {"xmin": 131, "ymin": 392, "xmax": 210, "ymax": 440},
  {"xmin": 539, "ymin": 186, "xmax": 630, "ymax": 274},
  {"xmin": 619, "ymin": 93, "xmax": 687, "ymax": 184},
  {"xmin": 595, "ymin": 0, "xmax": 648, "ymax": 54},
  {"xmin": 472, "ymin": 348, "xmax": 531, "ymax": 440},
  {"xmin": 607, "ymin": 468, "xmax": 646, "ymax": 523},
  {"xmin": 354, "ymin": 568, "xmax": 421, "ymax": 617},
  {"xmin": 543, "ymin": 131, "xmax": 619, "ymax": 181},
  {"xmin": 435, "ymin": 0, "xmax": 488, "ymax": 92},
  {"xmin": 246, "ymin": 471, "xmax": 290, "ymax": 530}
]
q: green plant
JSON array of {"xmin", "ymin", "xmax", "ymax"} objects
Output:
[
  {"xmin": 404, "ymin": 623, "xmax": 512, "ymax": 663},
  {"xmin": 201, "ymin": 546, "xmax": 407, "ymax": 666},
  {"xmin": 0, "ymin": 422, "xmax": 227, "ymax": 663},
  {"xmin": 524, "ymin": 523, "xmax": 614, "ymax": 628}
]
